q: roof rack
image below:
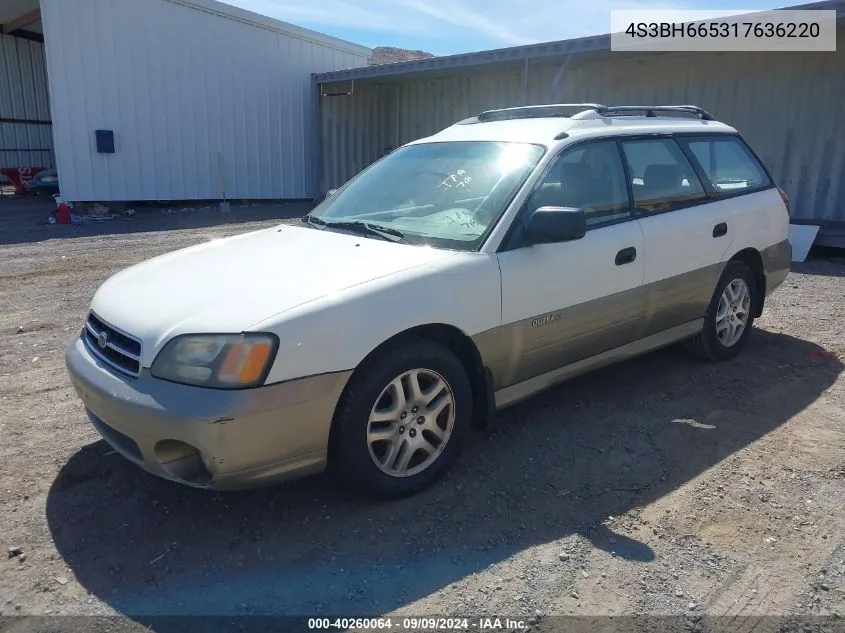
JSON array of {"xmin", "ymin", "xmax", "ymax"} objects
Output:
[
  {"xmin": 475, "ymin": 103, "xmax": 606, "ymax": 122},
  {"xmin": 470, "ymin": 103, "xmax": 716, "ymax": 123},
  {"xmin": 594, "ymin": 105, "xmax": 716, "ymax": 121}
]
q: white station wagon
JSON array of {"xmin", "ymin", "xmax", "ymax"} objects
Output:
[{"xmin": 66, "ymin": 103, "xmax": 791, "ymax": 498}]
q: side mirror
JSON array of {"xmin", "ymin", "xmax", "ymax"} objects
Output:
[
  {"xmin": 325, "ymin": 189, "xmax": 338, "ymax": 199},
  {"xmin": 524, "ymin": 206, "xmax": 586, "ymax": 245}
]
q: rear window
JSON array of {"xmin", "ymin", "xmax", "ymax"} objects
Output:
[{"xmin": 681, "ymin": 136, "xmax": 771, "ymax": 194}]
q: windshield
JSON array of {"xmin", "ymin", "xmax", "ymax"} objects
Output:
[{"xmin": 308, "ymin": 141, "xmax": 545, "ymax": 250}]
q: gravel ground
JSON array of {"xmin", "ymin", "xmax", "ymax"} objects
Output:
[{"xmin": 1, "ymin": 197, "xmax": 844, "ymax": 633}]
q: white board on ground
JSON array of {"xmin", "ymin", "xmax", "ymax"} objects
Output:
[{"xmin": 788, "ymin": 224, "xmax": 820, "ymax": 263}]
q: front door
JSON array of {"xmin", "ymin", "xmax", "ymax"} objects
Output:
[{"xmin": 495, "ymin": 140, "xmax": 645, "ymax": 388}]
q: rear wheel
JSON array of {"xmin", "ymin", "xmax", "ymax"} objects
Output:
[
  {"xmin": 684, "ymin": 261, "xmax": 757, "ymax": 362},
  {"xmin": 330, "ymin": 340, "xmax": 472, "ymax": 499}
]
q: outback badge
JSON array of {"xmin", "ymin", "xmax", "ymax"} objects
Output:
[{"xmin": 530, "ymin": 312, "xmax": 562, "ymax": 328}]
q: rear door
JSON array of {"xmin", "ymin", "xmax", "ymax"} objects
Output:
[
  {"xmin": 619, "ymin": 136, "xmax": 735, "ymax": 337},
  {"xmin": 678, "ymin": 134, "xmax": 784, "ymax": 272}
]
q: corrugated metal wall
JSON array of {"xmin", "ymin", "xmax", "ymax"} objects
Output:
[
  {"xmin": 319, "ymin": 67, "xmax": 525, "ymax": 188},
  {"xmin": 40, "ymin": 0, "xmax": 367, "ymax": 202},
  {"xmin": 320, "ymin": 27, "xmax": 845, "ymax": 224},
  {"xmin": 0, "ymin": 33, "xmax": 53, "ymax": 170}
]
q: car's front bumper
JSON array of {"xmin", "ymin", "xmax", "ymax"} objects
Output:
[{"xmin": 65, "ymin": 336, "xmax": 352, "ymax": 490}]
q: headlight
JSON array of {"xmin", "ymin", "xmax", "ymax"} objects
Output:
[{"xmin": 151, "ymin": 333, "xmax": 278, "ymax": 389}]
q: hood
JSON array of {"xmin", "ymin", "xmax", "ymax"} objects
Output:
[{"xmin": 90, "ymin": 224, "xmax": 458, "ymax": 364}]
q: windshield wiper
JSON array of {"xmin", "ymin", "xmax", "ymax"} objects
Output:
[
  {"xmin": 300, "ymin": 214, "xmax": 327, "ymax": 228},
  {"xmin": 319, "ymin": 220, "xmax": 407, "ymax": 243},
  {"xmin": 300, "ymin": 214, "xmax": 406, "ymax": 243}
]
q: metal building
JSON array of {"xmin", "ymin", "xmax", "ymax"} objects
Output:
[
  {"xmin": 1, "ymin": 0, "xmax": 369, "ymax": 202},
  {"xmin": 315, "ymin": 1, "xmax": 845, "ymax": 245},
  {"xmin": 0, "ymin": 16, "xmax": 51, "ymax": 174}
]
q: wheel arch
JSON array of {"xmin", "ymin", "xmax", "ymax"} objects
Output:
[
  {"xmin": 328, "ymin": 323, "xmax": 493, "ymax": 457},
  {"xmin": 728, "ymin": 248, "xmax": 765, "ymax": 317}
]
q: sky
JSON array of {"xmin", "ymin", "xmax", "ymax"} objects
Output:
[{"xmin": 220, "ymin": 0, "xmax": 780, "ymax": 55}]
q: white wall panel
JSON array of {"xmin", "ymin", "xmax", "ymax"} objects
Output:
[{"xmin": 40, "ymin": 0, "xmax": 367, "ymax": 201}]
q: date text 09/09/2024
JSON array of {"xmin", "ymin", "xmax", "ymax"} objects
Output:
[
  {"xmin": 624, "ymin": 21, "xmax": 821, "ymax": 39},
  {"xmin": 307, "ymin": 617, "xmax": 527, "ymax": 630}
]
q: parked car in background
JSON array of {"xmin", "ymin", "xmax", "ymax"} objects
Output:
[
  {"xmin": 24, "ymin": 168, "xmax": 60, "ymax": 196},
  {"xmin": 65, "ymin": 103, "xmax": 791, "ymax": 499}
]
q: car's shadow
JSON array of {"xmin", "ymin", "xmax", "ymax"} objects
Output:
[{"xmin": 46, "ymin": 330, "xmax": 842, "ymax": 623}]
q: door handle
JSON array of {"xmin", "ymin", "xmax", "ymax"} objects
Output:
[
  {"xmin": 615, "ymin": 246, "xmax": 637, "ymax": 266},
  {"xmin": 713, "ymin": 222, "xmax": 728, "ymax": 238}
]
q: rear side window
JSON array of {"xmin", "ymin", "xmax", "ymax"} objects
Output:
[
  {"xmin": 681, "ymin": 135, "xmax": 772, "ymax": 194},
  {"xmin": 620, "ymin": 138, "xmax": 706, "ymax": 213}
]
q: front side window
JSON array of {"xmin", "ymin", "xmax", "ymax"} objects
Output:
[
  {"xmin": 681, "ymin": 135, "xmax": 772, "ymax": 193},
  {"xmin": 308, "ymin": 141, "xmax": 545, "ymax": 250},
  {"xmin": 620, "ymin": 138, "xmax": 706, "ymax": 213},
  {"xmin": 525, "ymin": 140, "xmax": 631, "ymax": 229}
]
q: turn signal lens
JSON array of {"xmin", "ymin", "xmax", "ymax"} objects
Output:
[{"xmin": 217, "ymin": 341, "xmax": 273, "ymax": 385}]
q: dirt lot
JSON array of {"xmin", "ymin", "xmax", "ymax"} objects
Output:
[{"xmin": 1, "ymin": 197, "xmax": 844, "ymax": 632}]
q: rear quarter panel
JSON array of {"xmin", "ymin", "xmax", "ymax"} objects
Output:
[
  {"xmin": 724, "ymin": 187, "xmax": 791, "ymax": 296},
  {"xmin": 726, "ymin": 188, "xmax": 789, "ymax": 254}
]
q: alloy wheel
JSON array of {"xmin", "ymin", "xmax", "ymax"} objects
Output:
[
  {"xmin": 366, "ymin": 368, "xmax": 455, "ymax": 477},
  {"xmin": 716, "ymin": 278, "xmax": 751, "ymax": 347}
]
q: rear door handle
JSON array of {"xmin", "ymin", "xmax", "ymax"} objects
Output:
[
  {"xmin": 615, "ymin": 246, "xmax": 637, "ymax": 266},
  {"xmin": 713, "ymin": 222, "xmax": 728, "ymax": 238}
]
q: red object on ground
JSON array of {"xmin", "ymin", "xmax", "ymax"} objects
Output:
[
  {"xmin": 0, "ymin": 167, "xmax": 45, "ymax": 195},
  {"xmin": 55, "ymin": 199, "xmax": 71, "ymax": 224}
]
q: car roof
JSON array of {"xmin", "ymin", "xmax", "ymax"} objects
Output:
[{"xmin": 408, "ymin": 104, "xmax": 738, "ymax": 148}]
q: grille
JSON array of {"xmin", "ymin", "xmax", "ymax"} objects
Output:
[{"xmin": 83, "ymin": 312, "xmax": 142, "ymax": 377}]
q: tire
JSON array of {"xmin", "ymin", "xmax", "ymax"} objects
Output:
[
  {"xmin": 329, "ymin": 339, "xmax": 473, "ymax": 499},
  {"xmin": 684, "ymin": 260, "xmax": 757, "ymax": 362}
]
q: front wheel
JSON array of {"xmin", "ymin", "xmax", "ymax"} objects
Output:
[
  {"xmin": 329, "ymin": 340, "xmax": 472, "ymax": 499},
  {"xmin": 684, "ymin": 261, "xmax": 757, "ymax": 362}
]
